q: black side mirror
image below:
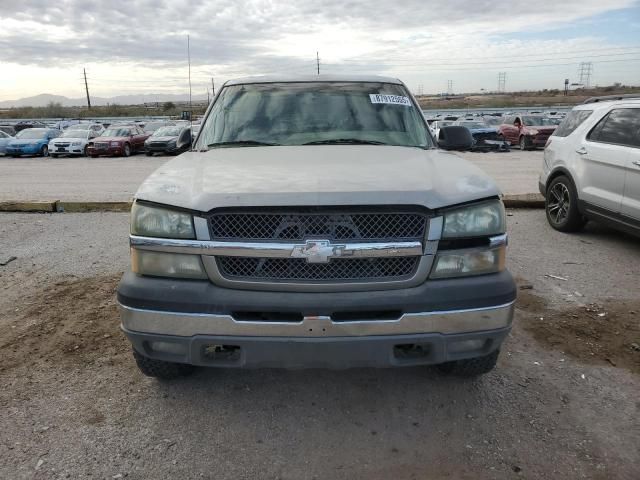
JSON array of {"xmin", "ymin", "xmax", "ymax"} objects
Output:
[{"xmin": 437, "ymin": 126, "xmax": 474, "ymax": 151}]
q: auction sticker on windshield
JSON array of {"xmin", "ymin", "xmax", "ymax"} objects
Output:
[{"xmin": 369, "ymin": 94, "xmax": 412, "ymax": 106}]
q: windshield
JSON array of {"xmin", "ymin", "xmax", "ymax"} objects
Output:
[
  {"xmin": 16, "ymin": 129, "xmax": 47, "ymax": 139},
  {"xmin": 102, "ymin": 128, "xmax": 131, "ymax": 137},
  {"xmin": 60, "ymin": 129, "xmax": 88, "ymax": 138},
  {"xmin": 153, "ymin": 126, "xmax": 182, "ymax": 137},
  {"xmin": 68, "ymin": 124, "xmax": 92, "ymax": 130},
  {"xmin": 144, "ymin": 122, "xmax": 172, "ymax": 132},
  {"xmin": 196, "ymin": 82, "xmax": 431, "ymax": 149},
  {"xmin": 522, "ymin": 116, "xmax": 556, "ymax": 126}
]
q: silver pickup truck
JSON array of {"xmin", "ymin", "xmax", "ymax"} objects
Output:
[{"xmin": 117, "ymin": 75, "xmax": 516, "ymax": 379}]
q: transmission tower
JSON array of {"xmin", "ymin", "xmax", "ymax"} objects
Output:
[
  {"xmin": 447, "ymin": 80, "xmax": 453, "ymax": 95},
  {"xmin": 498, "ymin": 72, "xmax": 507, "ymax": 93},
  {"xmin": 578, "ymin": 62, "xmax": 593, "ymax": 88}
]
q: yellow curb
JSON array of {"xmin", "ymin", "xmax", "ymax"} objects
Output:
[
  {"xmin": 503, "ymin": 194, "xmax": 544, "ymax": 208},
  {"xmin": 56, "ymin": 201, "xmax": 133, "ymax": 213},
  {"xmin": 0, "ymin": 201, "xmax": 57, "ymax": 212}
]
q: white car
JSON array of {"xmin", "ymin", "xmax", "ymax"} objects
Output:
[
  {"xmin": 539, "ymin": 95, "xmax": 640, "ymax": 236},
  {"xmin": 67, "ymin": 123, "xmax": 105, "ymax": 135},
  {"xmin": 429, "ymin": 120, "xmax": 455, "ymax": 139},
  {"xmin": 49, "ymin": 128, "xmax": 101, "ymax": 157}
]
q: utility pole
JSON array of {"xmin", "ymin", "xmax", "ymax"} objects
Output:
[
  {"xmin": 316, "ymin": 51, "xmax": 320, "ymax": 75},
  {"xmin": 207, "ymin": 88, "xmax": 210, "ymax": 105},
  {"xmin": 83, "ymin": 68, "xmax": 91, "ymax": 109},
  {"xmin": 187, "ymin": 35, "xmax": 192, "ymax": 120},
  {"xmin": 578, "ymin": 62, "xmax": 593, "ymax": 88},
  {"xmin": 211, "ymin": 77, "xmax": 215, "ymax": 96},
  {"xmin": 498, "ymin": 72, "xmax": 506, "ymax": 93}
]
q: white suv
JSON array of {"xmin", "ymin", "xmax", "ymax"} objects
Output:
[{"xmin": 539, "ymin": 95, "xmax": 640, "ymax": 236}]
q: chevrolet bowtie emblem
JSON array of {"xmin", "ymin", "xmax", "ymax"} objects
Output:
[{"xmin": 291, "ymin": 240, "xmax": 347, "ymax": 263}]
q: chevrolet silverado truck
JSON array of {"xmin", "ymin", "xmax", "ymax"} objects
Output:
[{"xmin": 117, "ymin": 75, "xmax": 516, "ymax": 379}]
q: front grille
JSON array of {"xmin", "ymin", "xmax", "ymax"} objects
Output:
[
  {"xmin": 217, "ymin": 256, "xmax": 420, "ymax": 282},
  {"xmin": 94, "ymin": 142, "xmax": 109, "ymax": 149},
  {"xmin": 208, "ymin": 211, "xmax": 428, "ymax": 242},
  {"xmin": 472, "ymin": 132, "xmax": 500, "ymax": 142},
  {"xmin": 55, "ymin": 142, "xmax": 70, "ymax": 147},
  {"xmin": 150, "ymin": 141, "xmax": 167, "ymax": 147}
]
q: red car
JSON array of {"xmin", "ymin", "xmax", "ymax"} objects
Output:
[
  {"xmin": 498, "ymin": 115, "xmax": 557, "ymax": 150},
  {"xmin": 87, "ymin": 125, "xmax": 150, "ymax": 157}
]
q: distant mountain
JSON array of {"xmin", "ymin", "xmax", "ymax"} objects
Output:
[{"xmin": 0, "ymin": 93, "xmax": 208, "ymax": 108}]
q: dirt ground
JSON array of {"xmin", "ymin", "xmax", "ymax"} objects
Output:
[{"xmin": 1, "ymin": 210, "xmax": 639, "ymax": 479}]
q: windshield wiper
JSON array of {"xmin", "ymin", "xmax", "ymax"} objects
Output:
[
  {"xmin": 206, "ymin": 140, "xmax": 280, "ymax": 149},
  {"xmin": 303, "ymin": 138, "xmax": 388, "ymax": 146}
]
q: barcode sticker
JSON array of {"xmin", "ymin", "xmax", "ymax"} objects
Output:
[{"xmin": 369, "ymin": 94, "xmax": 412, "ymax": 106}]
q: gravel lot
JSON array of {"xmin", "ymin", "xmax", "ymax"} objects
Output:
[
  {"xmin": 1, "ymin": 210, "xmax": 638, "ymax": 479},
  {"xmin": 0, "ymin": 150, "xmax": 543, "ymax": 202}
]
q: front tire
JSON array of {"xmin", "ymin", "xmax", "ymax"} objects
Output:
[
  {"xmin": 519, "ymin": 136, "xmax": 530, "ymax": 151},
  {"xmin": 132, "ymin": 349, "xmax": 195, "ymax": 380},
  {"xmin": 437, "ymin": 349, "xmax": 500, "ymax": 377},
  {"xmin": 123, "ymin": 143, "xmax": 131, "ymax": 157},
  {"xmin": 545, "ymin": 175, "xmax": 586, "ymax": 232},
  {"xmin": 41, "ymin": 145, "xmax": 49, "ymax": 157}
]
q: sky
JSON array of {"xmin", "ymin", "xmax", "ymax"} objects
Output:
[{"xmin": 0, "ymin": 0, "xmax": 639, "ymax": 101}]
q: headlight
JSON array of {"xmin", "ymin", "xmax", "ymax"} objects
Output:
[
  {"xmin": 430, "ymin": 245, "xmax": 505, "ymax": 278},
  {"xmin": 130, "ymin": 203, "xmax": 195, "ymax": 239},
  {"xmin": 442, "ymin": 200, "xmax": 505, "ymax": 238},
  {"xmin": 131, "ymin": 250, "xmax": 207, "ymax": 279},
  {"xmin": 71, "ymin": 141, "xmax": 81, "ymax": 146},
  {"xmin": 110, "ymin": 141, "xmax": 120, "ymax": 147},
  {"xmin": 528, "ymin": 129, "xmax": 539, "ymax": 136}
]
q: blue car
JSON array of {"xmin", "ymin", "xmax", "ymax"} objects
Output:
[
  {"xmin": 0, "ymin": 130, "xmax": 13, "ymax": 154},
  {"xmin": 6, "ymin": 128, "xmax": 61, "ymax": 157},
  {"xmin": 453, "ymin": 121, "xmax": 510, "ymax": 152}
]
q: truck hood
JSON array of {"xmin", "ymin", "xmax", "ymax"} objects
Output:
[{"xmin": 135, "ymin": 145, "xmax": 501, "ymax": 211}]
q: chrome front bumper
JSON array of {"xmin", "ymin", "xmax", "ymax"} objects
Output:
[{"xmin": 120, "ymin": 301, "xmax": 515, "ymax": 338}]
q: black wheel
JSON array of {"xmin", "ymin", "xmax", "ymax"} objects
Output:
[
  {"xmin": 437, "ymin": 349, "xmax": 500, "ymax": 377},
  {"xmin": 91, "ymin": 155, "xmax": 98, "ymax": 159},
  {"xmin": 123, "ymin": 143, "xmax": 131, "ymax": 157},
  {"xmin": 83, "ymin": 145, "xmax": 88, "ymax": 157},
  {"xmin": 145, "ymin": 151, "xmax": 152, "ymax": 156},
  {"xmin": 519, "ymin": 136, "xmax": 529, "ymax": 151},
  {"xmin": 132, "ymin": 349, "xmax": 195, "ymax": 380},
  {"xmin": 545, "ymin": 175, "xmax": 586, "ymax": 232},
  {"xmin": 41, "ymin": 145, "xmax": 49, "ymax": 157}
]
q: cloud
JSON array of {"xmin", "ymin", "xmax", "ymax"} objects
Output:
[{"xmin": 0, "ymin": 0, "xmax": 638, "ymax": 98}]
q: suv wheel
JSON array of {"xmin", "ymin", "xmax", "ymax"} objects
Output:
[
  {"xmin": 132, "ymin": 349, "xmax": 195, "ymax": 380},
  {"xmin": 519, "ymin": 136, "xmax": 530, "ymax": 151},
  {"xmin": 41, "ymin": 145, "xmax": 49, "ymax": 157},
  {"xmin": 545, "ymin": 175, "xmax": 586, "ymax": 232},
  {"xmin": 123, "ymin": 143, "xmax": 131, "ymax": 157},
  {"xmin": 437, "ymin": 349, "xmax": 500, "ymax": 377}
]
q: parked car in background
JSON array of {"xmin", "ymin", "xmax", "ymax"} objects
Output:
[
  {"xmin": 539, "ymin": 96, "xmax": 640, "ymax": 236},
  {"xmin": 67, "ymin": 122, "xmax": 105, "ymax": 135},
  {"xmin": 190, "ymin": 123, "xmax": 201, "ymax": 141},
  {"xmin": 453, "ymin": 120, "xmax": 509, "ymax": 152},
  {"xmin": 482, "ymin": 116, "xmax": 503, "ymax": 127},
  {"xmin": 430, "ymin": 119, "xmax": 455, "ymax": 139},
  {"xmin": 0, "ymin": 125, "xmax": 16, "ymax": 136},
  {"xmin": 143, "ymin": 121, "xmax": 175, "ymax": 134},
  {"xmin": 5, "ymin": 128, "xmax": 60, "ymax": 157},
  {"xmin": 49, "ymin": 128, "xmax": 100, "ymax": 157},
  {"xmin": 0, "ymin": 130, "xmax": 13, "ymax": 154},
  {"xmin": 498, "ymin": 115, "xmax": 557, "ymax": 150},
  {"xmin": 13, "ymin": 120, "xmax": 48, "ymax": 132},
  {"xmin": 87, "ymin": 125, "xmax": 150, "ymax": 157},
  {"xmin": 144, "ymin": 125, "xmax": 192, "ymax": 156}
]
